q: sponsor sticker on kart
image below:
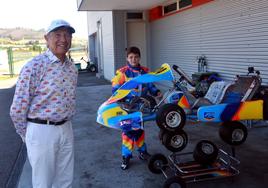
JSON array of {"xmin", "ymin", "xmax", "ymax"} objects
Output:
[{"xmin": 204, "ymin": 112, "xmax": 215, "ymax": 121}]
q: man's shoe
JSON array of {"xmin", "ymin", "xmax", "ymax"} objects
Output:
[
  {"xmin": 139, "ymin": 151, "xmax": 151, "ymax": 161},
  {"xmin": 121, "ymin": 156, "xmax": 130, "ymax": 170}
]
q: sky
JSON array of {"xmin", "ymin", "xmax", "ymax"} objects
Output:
[{"xmin": 0, "ymin": 0, "xmax": 88, "ymax": 39}]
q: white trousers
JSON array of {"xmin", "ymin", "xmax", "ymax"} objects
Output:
[{"xmin": 26, "ymin": 121, "xmax": 74, "ymax": 188}]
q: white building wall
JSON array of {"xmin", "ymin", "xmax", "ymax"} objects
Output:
[
  {"xmin": 150, "ymin": 0, "xmax": 268, "ymax": 85},
  {"xmin": 87, "ymin": 11, "xmax": 115, "ymax": 81},
  {"xmin": 113, "ymin": 11, "xmax": 127, "ymax": 71}
]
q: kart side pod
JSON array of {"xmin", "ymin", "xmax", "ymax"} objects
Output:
[{"xmin": 197, "ymin": 100, "xmax": 264, "ymax": 122}]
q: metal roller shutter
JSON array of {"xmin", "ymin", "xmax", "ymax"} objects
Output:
[{"xmin": 150, "ymin": 0, "xmax": 268, "ymax": 85}]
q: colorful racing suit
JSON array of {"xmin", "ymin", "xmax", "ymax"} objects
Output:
[{"xmin": 111, "ymin": 63, "xmax": 159, "ymax": 158}]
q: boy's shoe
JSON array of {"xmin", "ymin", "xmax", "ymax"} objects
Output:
[
  {"xmin": 139, "ymin": 151, "xmax": 151, "ymax": 161},
  {"xmin": 121, "ymin": 156, "xmax": 130, "ymax": 170}
]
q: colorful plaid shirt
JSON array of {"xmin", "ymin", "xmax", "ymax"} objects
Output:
[{"xmin": 10, "ymin": 50, "xmax": 78, "ymax": 139}]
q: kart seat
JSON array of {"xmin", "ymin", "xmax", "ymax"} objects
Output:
[
  {"xmin": 191, "ymin": 81, "xmax": 232, "ymax": 109},
  {"xmin": 191, "ymin": 75, "xmax": 261, "ymax": 109},
  {"xmin": 221, "ymin": 75, "xmax": 261, "ymax": 103}
]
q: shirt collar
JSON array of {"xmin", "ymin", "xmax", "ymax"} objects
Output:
[{"xmin": 45, "ymin": 49, "xmax": 70, "ymax": 65}]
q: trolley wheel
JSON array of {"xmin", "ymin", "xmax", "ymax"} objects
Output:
[
  {"xmin": 162, "ymin": 130, "xmax": 188, "ymax": 152},
  {"xmin": 148, "ymin": 153, "xmax": 168, "ymax": 174},
  {"xmin": 156, "ymin": 104, "xmax": 186, "ymax": 132},
  {"xmin": 219, "ymin": 121, "xmax": 248, "ymax": 146},
  {"xmin": 163, "ymin": 176, "xmax": 186, "ymax": 188},
  {"xmin": 88, "ymin": 64, "xmax": 97, "ymax": 72},
  {"xmin": 193, "ymin": 140, "xmax": 218, "ymax": 165}
]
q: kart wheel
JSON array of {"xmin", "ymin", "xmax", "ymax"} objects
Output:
[
  {"xmin": 148, "ymin": 153, "xmax": 168, "ymax": 174},
  {"xmin": 162, "ymin": 130, "xmax": 188, "ymax": 152},
  {"xmin": 193, "ymin": 140, "xmax": 218, "ymax": 165},
  {"xmin": 219, "ymin": 121, "xmax": 248, "ymax": 146},
  {"xmin": 88, "ymin": 64, "xmax": 97, "ymax": 72},
  {"xmin": 156, "ymin": 104, "xmax": 186, "ymax": 132},
  {"xmin": 139, "ymin": 95, "xmax": 157, "ymax": 113},
  {"xmin": 163, "ymin": 176, "xmax": 186, "ymax": 188}
]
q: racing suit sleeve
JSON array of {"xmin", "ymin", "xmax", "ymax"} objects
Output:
[{"xmin": 111, "ymin": 70, "xmax": 126, "ymax": 94}]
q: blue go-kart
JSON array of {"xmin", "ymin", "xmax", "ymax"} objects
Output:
[{"xmin": 97, "ymin": 63, "xmax": 267, "ymax": 152}]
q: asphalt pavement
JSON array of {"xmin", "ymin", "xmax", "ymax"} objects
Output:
[
  {"xmin": 1, "ymin": 71, "xmax": 268, "ymax": 188},
  {"xmin": 0, "ymin": 81, "xmax": 26, "ymax": 188}
]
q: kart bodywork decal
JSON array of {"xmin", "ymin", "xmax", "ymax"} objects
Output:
[
  {"xmin": 198, "ymin": 100, "xmax": 263, "ymax": 122},
  {"xmin": 106, "ymin": 90, "xmax": 130, "ymax": 104},
  {"xmin": 231, "ymin": 100, "xmax": 263, "ymax": 121},
  {"xmin": 165, "ymin": 91, "xmax": 190, "ymax": 109},
  {"xmin": 97, "ymin": 101, "xmax": 143, "ymax": 130},
  {"xmin": 97, "ymin": 102, "xmax": 127, "ymax": 126},
  {"xmin": 220, "ymin": 103, "xmax": 241, "ymax": 122},
  {"xmin": 178, "ymin": 95, "xmax": 191, "ymax": 109}
]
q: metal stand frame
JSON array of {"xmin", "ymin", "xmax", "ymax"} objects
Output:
[{"xmin": 160, "ymin": 147, "xmax": 240, "ymax": 186}]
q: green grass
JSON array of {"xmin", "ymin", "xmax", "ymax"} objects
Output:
[
  {"xmin": 12, "ymin": 50, "xmax": 40, "ymax": 63},
  {"xmin": 0, "ymin": 49, "xmax": 88, "ymax": 77}
]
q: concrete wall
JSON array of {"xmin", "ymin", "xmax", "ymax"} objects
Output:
[
  {"xmin": 113, "ymin": 11, "xmax": 127, "ymax": 72},
  {"xmin": 87, "ymin": 11, "xmax": 115, "ymax": 81}
]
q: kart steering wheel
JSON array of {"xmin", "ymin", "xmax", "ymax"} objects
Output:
[{"xmin": 172, "ymin": 65, "xmax": 196, "ymax": 86}]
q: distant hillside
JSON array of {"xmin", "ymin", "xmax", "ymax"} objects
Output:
[
  {"xmin": 0, "ymin": 27, "xmax": 45, "ymax": 41},
  {"xmin": 0, "ymin": 27, "xmax": 87, "ymax": 47}
]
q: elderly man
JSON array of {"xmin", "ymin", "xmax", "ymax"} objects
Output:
[{"xmin": 10, "ymin": 19, "xmax": 77, "ymax": 188}]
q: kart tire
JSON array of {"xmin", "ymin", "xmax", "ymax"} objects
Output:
[
  {"xmin": 193, "ymin": 140, "xmax": 218, "ymax": 165},
  {"xmin": 88, "ymin": 64, "xmax": 97, "ymax": 72},
  {"xmin": 163, "ymin": 176, "xmax": 186, "ymax": 188},
  {"xmin": 156, "ymin": 104, "xmax": 186, "ymax": 132},
  {"xmin": 162, "ymin": 130, "xmax": 188, "ymax": 152},
  {"xmin": 148, "ymin": 153, "xmax": 168, "ymax": 174},
  {"xmin": 219, "ymin": 121, "xmax": 248, "ymax": 146}
]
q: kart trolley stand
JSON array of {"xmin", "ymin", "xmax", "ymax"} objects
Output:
[{"xmin": 148, "ymin": 141, "xmax": 240, "ymax": 188}]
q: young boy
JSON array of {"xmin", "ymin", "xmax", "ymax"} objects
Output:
[{"xmin": 111, "ymin": 46, "xmax": 162, "ymax": 170}]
